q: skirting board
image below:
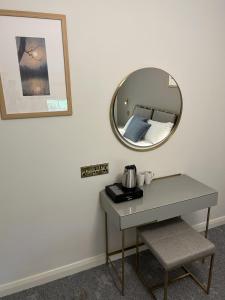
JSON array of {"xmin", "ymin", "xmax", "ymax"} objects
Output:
[{"xmin": 1, "ymin": 215, "xmax": 225, "ymax": 298}]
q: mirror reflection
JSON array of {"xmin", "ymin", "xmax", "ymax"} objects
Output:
[{"xmin": 111, "ymin": 68, "xmax": 182, "ymax": 151}]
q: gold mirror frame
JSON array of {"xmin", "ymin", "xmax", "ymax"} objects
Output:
[{"xmin": 110, "ymin": 68, "xmax": 183, "ymax": 151}]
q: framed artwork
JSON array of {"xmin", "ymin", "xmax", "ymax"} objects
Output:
[{"xmin": 0, "ymin": 10, "xmax": 72, "ymax": 119}]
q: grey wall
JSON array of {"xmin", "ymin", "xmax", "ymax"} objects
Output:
[
  {"xmin": 116, "ymin": 68, "xmax": 181, "ymax": 127},
  {"xmin": 0, "ymin": 0, "xmax": 225, "ymax": 295}
]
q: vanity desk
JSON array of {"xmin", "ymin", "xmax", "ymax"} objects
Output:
[{"xmin": 100, "ymin": 174, "xmax": 218, "ymax": 295}]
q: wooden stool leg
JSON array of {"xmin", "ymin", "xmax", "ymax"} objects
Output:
[
  {"xmin": 164, "ymin": 271, "xmax": 169, "ymax": 300},
  {"xmin": 207, "ymin": 254, "xmax": 215, "ymax": 294}
]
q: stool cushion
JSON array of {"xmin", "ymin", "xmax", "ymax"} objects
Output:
[{"xmin": 138, "ymin": 218, "xmax": 215, "ymax": 271}]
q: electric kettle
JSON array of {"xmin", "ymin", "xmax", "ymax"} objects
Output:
[{"xmin": 121, "ymin": 165, "xmax": 137, "ymax": 190}]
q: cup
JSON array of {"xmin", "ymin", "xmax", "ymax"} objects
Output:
[
  {"xmin": 137, "ymin": 172, "xmax": 145, "ymax": 187},
  {"xmin": 144, "ymin": 171, "xmax": 154, "ymax": 185}
]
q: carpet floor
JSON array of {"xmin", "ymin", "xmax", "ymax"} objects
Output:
[{"xmin": 2, "ymin": 225, "xmax": 225, "ymax": 300}]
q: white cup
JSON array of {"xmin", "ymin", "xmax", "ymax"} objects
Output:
[
  {"xmin": 144, "ymin": 171, "xmax": 154, "ymax": 185},
  {"xmin": 137, "ymin": 172, "xmax": 145, "ymax": 187}
]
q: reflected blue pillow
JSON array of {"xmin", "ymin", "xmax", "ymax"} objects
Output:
[
  {"xmin": 124, "ymin": 117, "xmax": 150, "ymax": 142},
  {"xmin": 130, "ymin": 114, "xmax": 148, "ymax": 124}
]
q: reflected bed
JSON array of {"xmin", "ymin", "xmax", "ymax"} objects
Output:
[{"xmin": 118, "ymin": 105, "xmax": 177, "ymax": 146}]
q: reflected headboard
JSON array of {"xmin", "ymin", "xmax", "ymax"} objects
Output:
[
  {"xmin": 133, "ymin": 105, "xmax": 153, "ymax": 120},
  {"xmin": 133, "ymin": 105, "xmax": 177, "ymax": 123}
]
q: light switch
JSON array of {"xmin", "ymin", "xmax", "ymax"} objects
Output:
[{"xmin": 81, "ymin": 163, "xmax": 109, "ymax": 178}]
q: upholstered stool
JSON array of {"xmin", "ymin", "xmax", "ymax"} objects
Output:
[{"xmin": 136, "ymin": 217, "xmax": 215, "ymax": 300}]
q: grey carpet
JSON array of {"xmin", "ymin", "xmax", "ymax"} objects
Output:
[{"xmin": 2, "ymin": 225, "xmax": 225, "ymax": 300}]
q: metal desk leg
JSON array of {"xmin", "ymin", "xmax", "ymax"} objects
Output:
[
  {"xmin": 202, "ymin": 207, "xmax": 211, "ymax": 264},
  {"xmin": 205, "ymin": 207, "xmax": 211, "ymax": 239},
  {"xmin": 121, "ymin": 230, "xmax": 125, "ymax": 296},
  {"xmin": 164, "ymin": 271, "xmax": 169, "ymax": 300},
  {"xmin": 207, "ymin": 254, "xmax": 215, "ymax": 294},
  {"xmin": 136, "ymin": 228, "xmax": 139, "ymax": 272},
  {"xmin": 105, "ymin": 214, "xmax": 126, "ymax": 295},
  {"xmin": 105, "ymin": 212, "xmax": 109, "ymax": 264}
]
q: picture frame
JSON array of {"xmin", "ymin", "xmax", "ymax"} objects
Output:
[{"xmin": 0, "ymin": 10, "xmax": 72, "ymax": 119}]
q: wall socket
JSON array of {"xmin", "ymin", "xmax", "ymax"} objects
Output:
[{"xmin": 81, "ymin": 163, "xmax": 109, "ymax": 178}]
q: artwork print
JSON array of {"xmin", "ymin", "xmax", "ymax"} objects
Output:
[
  {"xmin": 16, "ymin": 36, "xmax": 50, "ymax": 96},
  {"xmin": 0, "ymin": 10, "xmax": 72, "ymax": 119}
]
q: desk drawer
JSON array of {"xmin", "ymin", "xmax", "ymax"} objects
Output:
[{"xmin": 120, "ymin": 193, "xmax": 217, "ymax": 229}]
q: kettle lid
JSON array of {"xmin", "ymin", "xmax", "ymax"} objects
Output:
[{"xmin": 125, "ymin": 164, "xmax": 136, "ymax": 170}]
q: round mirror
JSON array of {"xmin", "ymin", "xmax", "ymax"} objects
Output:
[{"xmin": 110, "ymin": 68, "xmax": 183, "ymax": 151}]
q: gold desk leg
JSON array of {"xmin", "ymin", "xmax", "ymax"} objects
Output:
[
  {"xmin": 136, "ymin": 228, "xmax": 139, "ymax": 272},
  {"xmin": 202, "ymin": 207, "xmax": 211, "ymax": 264},
  {"xmin": 207, "ymin": 254, "xmax": 215, "ymax": 294},
  {"xmin": 121, "ymin": 230, "xmax": 125, "ymax": 296},
  {"xmin": 205, "ymin": 207, "xmax": 211, "ymax": 239},
  {"xmin": 104, "ymin": 214, "xmax": 127, "ymax": 296},
  {"xmin": 105, "ymin": 212, "xmax": 109, "ymax": 264},
  {"xmin": 164, "ymin": 271, "xmax": 169, "ymax": 300}
]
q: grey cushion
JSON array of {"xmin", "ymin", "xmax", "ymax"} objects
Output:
[
  {"xmin": 138, "ymin": 218, "xmax": 215, "ymax": 271},
  {"xmin": 133, "ymin": 106, "xmax": 153, "ymax": 120},
  {"xmin": 152, "ymin": 110, "xmax": 177, "ymax": 123},
  {"xmin": 124, "ymin": 117, "xmax": 150, "ymax": 142}
]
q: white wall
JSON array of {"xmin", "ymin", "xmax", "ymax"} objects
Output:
[{"xmin": 0, "ymin": 0, "xmax": 225, "ymax": 291}]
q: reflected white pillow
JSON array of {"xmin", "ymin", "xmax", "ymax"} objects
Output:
[{"xmin": 145, "ymin": 120, "xmax": 174, "ymax": 144}]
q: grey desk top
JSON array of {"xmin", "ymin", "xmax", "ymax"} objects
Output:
[{"xmin": 100, "ymin": 174, "xmax": 218, "ymax": 230}]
